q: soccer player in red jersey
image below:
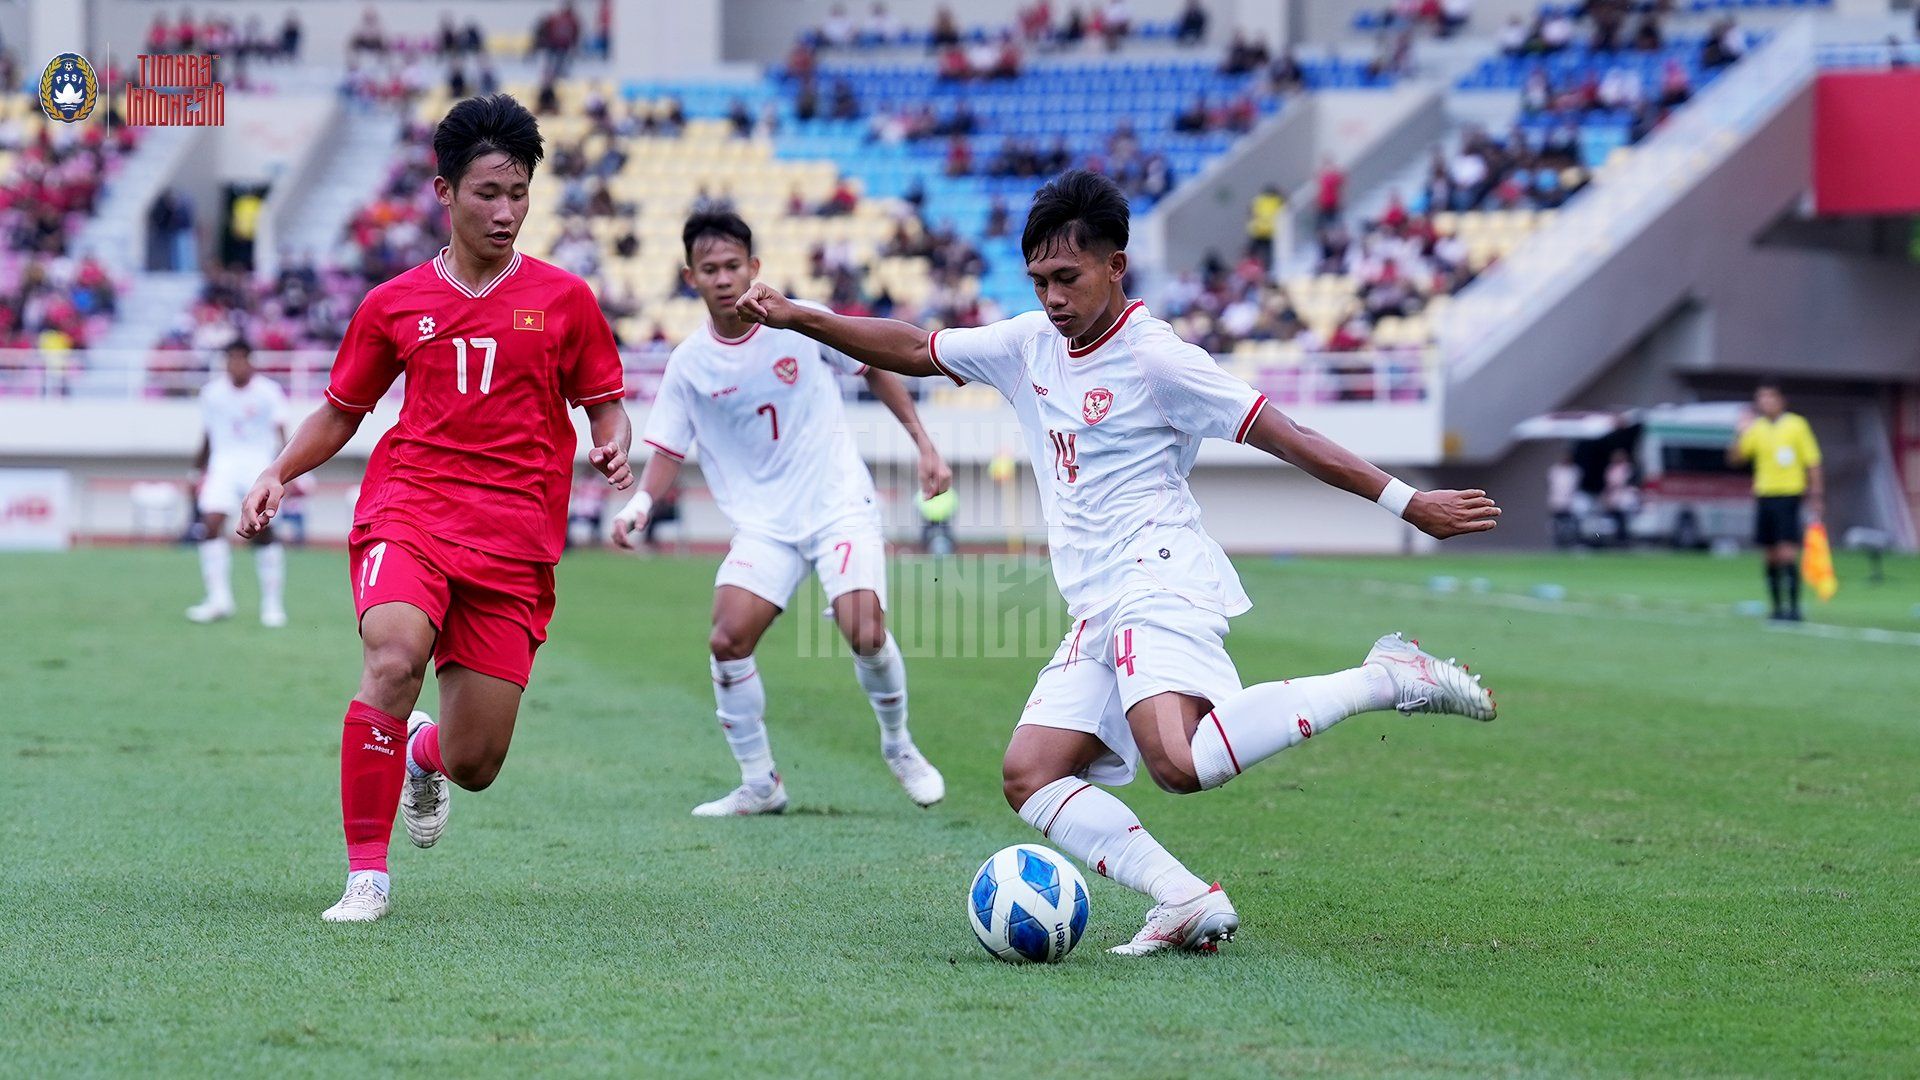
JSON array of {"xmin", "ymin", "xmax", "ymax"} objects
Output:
[{"xmin": 236, "ymin": 94, "xmax": 633, "ymax": 922}]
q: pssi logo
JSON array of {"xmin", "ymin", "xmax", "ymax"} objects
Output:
[
  {"xmin": 772, "ymin": 357, "xmax": 799, "ymax": 385},
  {"xmin": 39, "ymin": 53, "xmax": 97, "ymax": 123}
]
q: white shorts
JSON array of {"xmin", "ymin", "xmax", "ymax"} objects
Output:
[
  {"xmin": 196, "ymin": 460, "xmax": 263, "ymax": 518},
  {"xmin": 715, "ymin": 519, "xmax": 888, "ymax": 612},
  {"xmin": 1016, "ymin": 591, "xmax": 1242, "ymax": 786}
]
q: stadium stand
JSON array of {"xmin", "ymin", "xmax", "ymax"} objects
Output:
[{"xmin": 1174, "ymin": 5, "xmax": 1763, "ymax": 358}]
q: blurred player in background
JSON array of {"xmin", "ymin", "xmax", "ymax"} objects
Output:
[
  {"xmin": 238, "ymin": 94, "xmax": 633, "ymax": 922},
  {"xmin": 611, "ymin": 211, "xmax": 952, "ymax": 815},
  {"xmin": 738, "ymin": 171, "xmax": 1500, "ymax": 955},
  {"xmin": 1729, "ymin": 382, "xmax": 1822, "ymax": 621},
  {"xmin": 188, "ymin": 339, "xmax": 290, "ymax": 627}
]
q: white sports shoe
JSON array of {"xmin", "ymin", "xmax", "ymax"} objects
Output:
[
  {"xmin": 186, "ymin": 599, "xmax": 234, "ymax": 624},
  {"xmin": 320, "ymin": 873, "xmax": 391, "ymax": 923},
  {"xmin": 1110, "ymin": 883, "xmax": 1239, "ymax": 956},
  {"xmin": 692, "ymin": 777, "xmax": 789, "ymax": 817},
  {"xmin": 1365, "ymin": 632, "xmax": 1497, "ymax": 721},
  {"xmin": 401, "ymin": 712, "xmax": 449, "ymax": 848},
  {"xmin": 260, "ymin": 604, "xmax": 288, "ymax": 628},
  {"xmin": 885, "ymin": 745, "xmax": 945, "ymax": 807}
]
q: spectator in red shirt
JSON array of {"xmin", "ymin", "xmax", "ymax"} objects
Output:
[{"xmin": 1315, "ymin": 157, "xmax": 1345, "ymax": 227}]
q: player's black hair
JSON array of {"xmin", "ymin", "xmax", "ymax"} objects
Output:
[
  {"xmin": 1021, "ymin": 169, "xmax": 1130, "ymax": 262},
  {"xmin": 682, "ymin": 210, "xmax": 754, "ymax": 264},
  {"xmin": 434, "ymin": 93, "xmax": 544, "ymax": 189},
  {"xmin": 223, "ymin": 337, "xmax": 251, "ymax": 357}
]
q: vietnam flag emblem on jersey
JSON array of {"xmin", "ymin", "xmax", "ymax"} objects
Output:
[{"xmin": 514, "ymin": 309, "xmax": 545, "ymax": 332}]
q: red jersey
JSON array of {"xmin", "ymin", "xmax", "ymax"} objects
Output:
[{"xmin": 325, "ymin": 249, "xmax": 625, "ymax": 565}]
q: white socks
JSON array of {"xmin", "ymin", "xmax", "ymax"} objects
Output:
[
  {"xmin": 852, "ymin": 632, "xmax": 911, "ymax": 755},
  {"xmin": 1189, "ymin": 666, "xmax": 1396, "ymax": 790},
  {"xmin": 255, "ymin": 542, "xmax": 285, "ymax": 614},
  {"xmin": 198, "ymin": 539, "xmax": 232, "ymax": 608},
  {"xmin": 348, "ymin": 868, "xmax": 389, "ymax": 896},
  {"xmin": 1018, "ymin": 777, "xmax": 1208, "ymax": 905},
  {"xmin": 711, "ymin": 655, "xmax": 776, "ymax": 793}
]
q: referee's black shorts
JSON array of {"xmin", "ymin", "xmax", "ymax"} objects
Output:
[{"xmin": 1754, "ymin": 494, "xmax": 1804, "ymax": 546}]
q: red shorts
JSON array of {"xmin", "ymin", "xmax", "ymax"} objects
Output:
[{"xmin": 348, "ymin": 521, "xmax": 556, "ymax": 688}]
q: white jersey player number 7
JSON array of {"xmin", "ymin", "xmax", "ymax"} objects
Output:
[
  {"xmin": 928, "ymin": 301, "xmax": 1265, "ymax": 620},
  {"xmin": 644, "ymin": 303, "xmax": 880, "ymax": 544}
]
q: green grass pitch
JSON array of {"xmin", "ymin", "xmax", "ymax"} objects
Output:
[{"xmin": 3, "ymin": 546, "xmax": 1916, "ymax": 1077}]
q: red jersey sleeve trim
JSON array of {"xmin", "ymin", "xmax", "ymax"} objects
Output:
[
  {"xmin": 926, "ymin": 330, "xmax": 967, "ymax": 387},
  {"xmin": 570, "ymin": 385, "xmax": 627, "ymax": 407},
  {"xmin": 324, "ymin": 386, "xmax": 378, "ymax": 414},
  {"xmin": 853, "ymin": 363, "xmax": 870, "ymax": 375},
  {"xmin": 643, "ymin": 438, "xmax": 687, "ymax": 461},
  {"xmin": 1234, "ymin": 393, "xmax": 1269, "ymax": 443}
]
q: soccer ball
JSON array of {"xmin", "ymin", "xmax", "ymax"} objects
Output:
[{"xmin": 968, "ymin": 844, "xmax": 1090, "ymax": 963}]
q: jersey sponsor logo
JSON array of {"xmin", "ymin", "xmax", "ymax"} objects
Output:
[
  {"xmin": 1082, "ymin": 387, "xmax": 1114, "ymax": 425},
  {"xmin": 1031, "ymin": 381, "xmax": 1049, "ymax": 396},
  {"xmin": 514, "ymin": 309, "xmax": 545, "ymax": 332},
  {"xmin": 773, "ymin": 357, "xmax": 800, "ymax": 385},
  {"xmin": 710, "ymin": 385, "xmax": 740, "ymax": 399},
  {"xmin": 416, "ymin": 315, "xmax": 436, "ymax": 340}
]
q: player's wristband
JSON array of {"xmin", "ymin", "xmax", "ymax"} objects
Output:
[
  {"xmin": 615, "ymin": 490, "xmax": 653, "ymax": 525},
  {"xmin": 1376, "ymin": 478, "xmax": 1416, "ymax": 519}
]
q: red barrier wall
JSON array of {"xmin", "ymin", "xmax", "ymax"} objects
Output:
[{"xmin": 1814, "ymin": 71, "xmax": 1920, "ymax": 215}]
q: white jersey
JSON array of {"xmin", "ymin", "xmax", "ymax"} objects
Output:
[
  {"xmin": 929, "ymin": 301, "xmax": 1266, "ymax": 619},
  {"xmin": 645, "ymin": 314, "xmax": 880, "ymax": 543},
  {"xmin": 200, "ymin": 374, "xmax": 288, "ymax": 471}
]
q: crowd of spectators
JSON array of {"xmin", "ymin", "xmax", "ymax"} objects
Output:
[
  {"xmin": 801, "ymin": 1, "xmax": 1204, "ymax": 55},
  {"xmin": 0, "ymin": 113, "xmax": 137, "ymax": 362},
  {"xmin": 1494, "ymin": 4, "xmax": 1745, "ymax": 62},
  {"xmin": 144, "ymin": 9, "xmax": 304, "ymax": 64}
]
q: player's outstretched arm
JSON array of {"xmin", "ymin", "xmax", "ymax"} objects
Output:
[
  {"xmin": 236, "ymin": 402, "xmax": 363, "ymax": 538},
  {"xmin": 864, "ymin": 368, "xmax": 953, "ymax": 497},
  {"xmin": 610, "ymin": 451, "xmax": 681, "ymax": 549},
  {"xmin": 584, "ymin": 399, "xmax": 634, "ymax": 492},
  {"xmin": 736, "ymin": 281, "xmax": 940, "ymax": 378},
  {"xmin": 1243, "ymin": 405, "xmax": 1500, "ymax": 540}
]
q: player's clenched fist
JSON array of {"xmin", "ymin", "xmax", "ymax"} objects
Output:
[
  {"xmin": 608, "ymin": 490, "xmax": 652, "ymax": 549},
  {"xmin": 1404, "ymin": 488, "xmax": 1501, "ymax": 540},
  {"xmin": 236, "ymin": 474, "xmax": 285, "ymax": 538},
  {"xmin": 735, "ymin": 282, "xmax": 798, "ymax": 329}
]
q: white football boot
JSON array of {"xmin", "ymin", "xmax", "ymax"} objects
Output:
[
  {"xmin": 186, "ymin": 599, "xmax": 235, "ymax": 624},
  {"xmin": 400, "ymin": 712, "xmax": 450, "ymax": 848},
  {"xmin": 692, "ymin": 777, "xmax": 789, "ymax": 817},
  {"xmin": 1364, "ymin": 632, "xmax": 1497, "ymax": 721},
  {"xmin": 1110, "ymin": 883, "xmax": 1240, "ymax": 956},
  {"xmin": 884, "ymin": 745, "xmax": 945, "ymax": 807},
  {"xmin": 260, "ymin": 603, "xmax": 288, "ymax": 629},
  {"xmin": 320, "ymin": 872, "xmax": 391, "ymax": 923}
]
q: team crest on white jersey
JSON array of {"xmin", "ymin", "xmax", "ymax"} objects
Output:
[
  {"xmin": 1082, "ymin": 387, "xmax": 1114, "ymax": 425},
  {"xmin": 773, "ymin": 357, "xmax": 799, "ymax": 385}
]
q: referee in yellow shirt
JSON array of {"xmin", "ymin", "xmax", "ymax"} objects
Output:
[{"xmin": 1728, "ymin": 383, "xmax": 1823, "ymax": 621}]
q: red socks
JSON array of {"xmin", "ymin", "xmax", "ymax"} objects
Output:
[
  {"xmin": 341, "ymin": 701, "xmax": 407, "ymax": 873},
  {"xmin": 409, "ymin": 720, "xmax": 445, "ymax": 776}
]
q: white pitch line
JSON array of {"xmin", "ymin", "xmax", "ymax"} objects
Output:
[{"xmin": 1351, "ymin": 580, "xmax": 1920, "ymax": 649}]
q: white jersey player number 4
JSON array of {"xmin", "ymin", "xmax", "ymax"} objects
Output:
[{"xmin": 732, "ymin": 182, "xmax": 1501, "ymax": 958}]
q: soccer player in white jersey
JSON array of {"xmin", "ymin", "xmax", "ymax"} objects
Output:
[
  {"xmin": 737, "ymin": 171, "xmax": 1502, "ymax": 955},
  {"xmin": 188, "ymin": 340, "xmax": 290, "ymax": 627},
  {"xmin": 611, "ymin": 211, "xmax": 954, "ymax": 816}
]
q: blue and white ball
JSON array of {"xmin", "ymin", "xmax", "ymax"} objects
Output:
[{"xmin": 968, "ymin": 844, "xmax": 1090, "ymax": 963}]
